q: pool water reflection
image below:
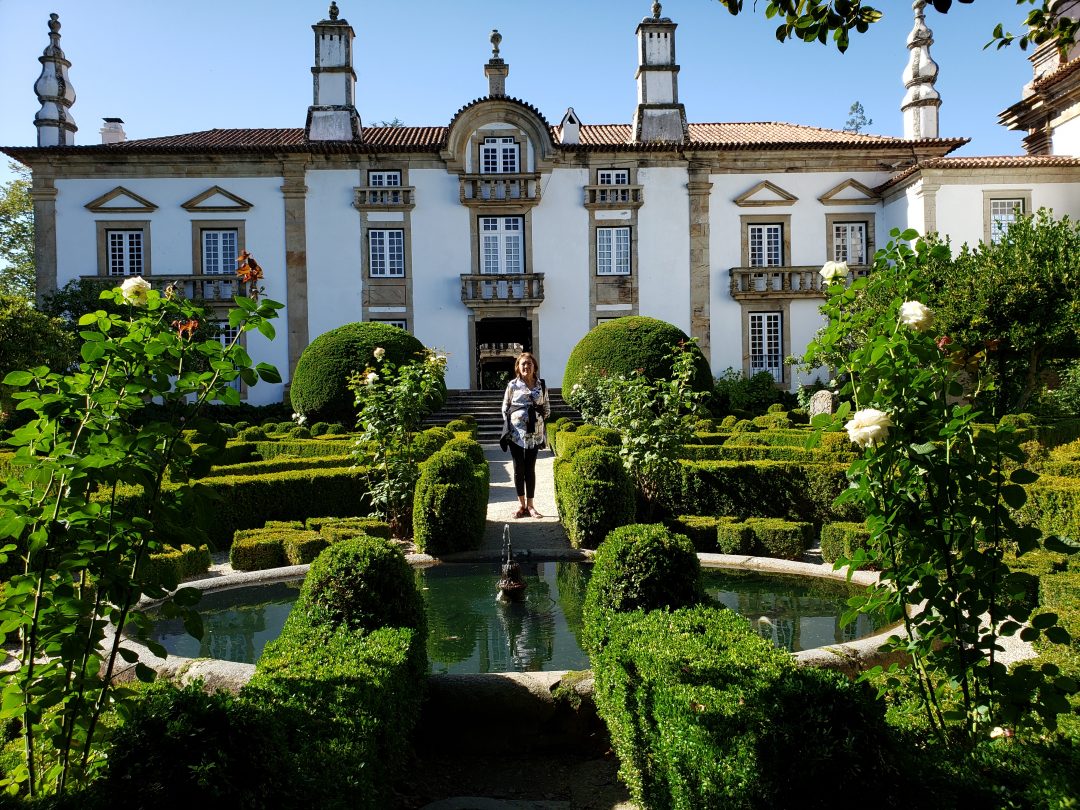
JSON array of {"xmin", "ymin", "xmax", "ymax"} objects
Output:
[{"xmin": 149, "ymin": 563, "xmax": 884, "ymax": 672}]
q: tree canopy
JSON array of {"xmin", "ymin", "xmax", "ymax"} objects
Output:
[
  {"xmin": 0, "ymin": 162, "xmax": 34, "ymax": 301},
  {"xmin": 713, "ymin": 1, "xmax": 1078, "ymax": 54}
]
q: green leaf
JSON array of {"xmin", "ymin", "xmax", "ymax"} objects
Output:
[
  {"xmin": 135, "ymin": 663, "xmax": 157, "ymax": 683},
  {"xmin": 172, "ymin": 587, "xmax": 202, "ymax": 608},
  {"xmin": 80, "ymin": 341, "xmax": 106, "ymax": 364},
  {"xmin": 2, "ymin": 371, "xmax": 33, "ymax": 386},
  {"xmin": 1044, "ymin": 535, "xmax": 1080, "ymax": 555},
  {"xmin": 256, "ymin": 319, "xmax": 276, "ymax": 340},
  {"xmin": 256, "ymin": 363, "xmax": 281, "ymax": 384},
  {"xmin": 909, "ymin": 442, "xmax": 936, "ymax": 455},
  {"xmin": 1001, "ymin": 484, "xmax": 1027, "ymax": 510},
  {"xmin": 1045, "ymin": 626, "xmax": 1071, "ymax": 645},
  {"xmin": 1032, "ymin": 612, "xmax": 1058, "ymax": 630},
  {"xmin": 1010, "ymin": 468, "xmax": 1039, "ymax": 485}
]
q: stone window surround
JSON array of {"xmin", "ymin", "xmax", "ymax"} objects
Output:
[
  {"xmin": 740, "ymin": 302, "xmax": 791, "ymax": 387},
  {"xmin": 824, "ymin": 213, "xmax": 875, "ymax": 267},
  {"xmin": 982, "ymin": 189, "xmax": 1032, "ymax": 245},
  {"xmin": 469, "ymin": 126, "xmax": 527, "ymax": 175},
  {"xmin": 190, "ymin": 219, "xmax": 246, "ymax": 276},
  {"xmin": 589, "ymin": 208, "xmax": 639, "ymax": 326},
  {"xmin": 594, "ymin": 224, "xmax": 634, "ymax": 276},
  {"xmin": 469, "ymin": 207, "xmax": 534, "ymax": 276},
  {"xmin": 361, "ymin": 212, "xmax": 413, "ymax": 326},
  {"xmin": 740, "ymin": 214, "xmax": 792, "ymax": 268},
  {"xmin": 95, "ymin": 220, "xmax": 152, "ymax": 277},
  {"xmin": 366, "ymin": 228, "xmax": 406, "ymax": 278}
]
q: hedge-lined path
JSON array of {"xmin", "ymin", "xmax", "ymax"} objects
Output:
[{"xmin": 478, "ymin": 444, "xmax": 575, "ymax": 555}]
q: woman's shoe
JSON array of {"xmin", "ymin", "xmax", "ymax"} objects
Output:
[
  {"xmin": 514, "ymin": 506, "xmax": 529, "ymax": 519},
  {"xmin": 528, "ymin": 507, "xmax": 543, "ymax": 519}
]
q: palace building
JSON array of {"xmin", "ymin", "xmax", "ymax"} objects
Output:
[{"xmin": 6, "ymin": 2, "xmax": 1080, "ymax": 404}]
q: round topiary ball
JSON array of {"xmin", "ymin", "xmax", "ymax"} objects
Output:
[
  {"xmin": 302, "ymin": 536, "xmax": 424, "ymax": 634},
  {"xmin": 582, "ymin": 523, "xmax": 703, "ymax": 654},
  {"xmin": 562, "ymin": 316, "xmax": 712, "ymax": 408},
  {"xmin": 289, "ymin": 322, "xmax": 427, "ymax": 425}
]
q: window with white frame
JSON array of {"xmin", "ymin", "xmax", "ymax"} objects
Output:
[
  {"xmin": 107, "ymin": 230, "xmax": 144, "ymax": 277},
  {"xmin": 202, "ymin": 229, "xmax": 238, "ymax": 275},
  {"xmin": 369, "ymin": 229, "xmax": 405, "ymax": 277},
  {"xmin": 990, "ymin": 198, "xmax": 1024, "ymax": 243},
  {"xmin": 480, "ymin": 216, "xmax": 523, "ymax": 274},
  {"xmin": 373, "ymin": 318, "xmax": 408, "ymax": 330},
  {"xmin": 217, "ymin": 322, "xmax": 243, "ymax": 392},
  {"xmin": 596, "ymin": 227, "xmax": 631, "ymax": 276},
  {"xmin": 368, "ymin": 170, "xmax": 401, "ymax": 187},
  {"xmin": 748, "ymin": 223, "xmax": 784, "ymax": 267},
  {"xmin": 749, "ymin": 312, "xmax": 784, "ymax": 383},
  {"xmin": 597, "ymin": 169, "xmax": 629, "ymax": 186},
  {"xmin": 832, "ymin": 222, "xmax": 867, "ymax": 265},
  {"xmin": 480, "ymin": 136, "xmax": 519, "ymax": 174}
]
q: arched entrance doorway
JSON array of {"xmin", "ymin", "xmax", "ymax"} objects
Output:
[{"xmin": 475, "ymin": 317, "xmax": 532, "ymax": 390}]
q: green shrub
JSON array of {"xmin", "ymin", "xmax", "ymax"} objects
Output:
[
  {"xmin": 289, "ymin": 322, "xmax": 433, "ymax": 424},
  {"xmin": 282, "ymin": 530, "xmax": 328, "ymax": 565},
  {"xmin": 440, "ymin": 436, "xmax": 486, "ymax": 466},
  {"xmin": 238, "ymin": 426, "xmax": 267, "ymax": 442},
  {"xmin": 753, "ymin": 412, "xmax": 793, "ymax": 430},
  {"xmin": 233, "ymin": 420, "xmax": 252, "ymax": 431},
  {"xmin": 444, "ymin": 418, "xmax": 475, "ymax": 436},
  {"xmin": 309, "ymin": 421, "xmax": 329, "ymax": 436},
  {"xmin": 253, "ymin": 440, "xmax": 353, "ymax": 461},
  {"xmin": 412, "ymin": 425, "xmax": 454, "ymax": 462},
  {"xmin": 200, "ymin": 455, "xmax": 352, "ymax": 479},
  {"xmin": 145, "ymin": 544, "xmax": 212, "ymax": 586},
  {"xmin": 582, "ymin": 523, "xmax": 702, "ymax": 654},
  {"xmin": 562, "ymin": 316, "xmax": 712, "ymax": 409},
  {"xmin": 554, "ymin": 447, "xmax": 635, "ymax": 550},
  {"xmin": 591, "ymin": 606, "xmax": 902, "ymax": 810},
  {"xmin": 820, "ymin": 521, "xmax": 872, "ymax": 565},
  {"xmin": 230, "ymin": 531, "xmax": 286, "ymax": 571},
  {"xmin": 412, "ymin": 450, "xmax": 488, "ymax": 555},
  {"xmin": 745, "ymin": 517, "xmax": 813, "ymax": 559},
  {"xmin": 287, "ymin": 425, "xmax": 312, "ymax": 439},
  {"xmin": 87, "ymin": 681, "xmax": 288, "ymax": 808},
  {"xmin": 576, "ymin": 424, "xmax": 621, "ymax": 445},
  {"xmin": 669, "ymin": 515, "xmax": 724, "ymax": 552},
  {"xmin": 324, "ymin": 423, "xmax": 347, "ymax": 435},
  {"xmin": 716, "ymin": 519, "xmax": 755, "ymax": 554},
  {"xmin": 299, "ymin": 536, "xmax": 425, "ymax": 634},
  {"xmin": 305, "ymin": 515, "xmax": 391, "ymax": 539},
  {"xmin": 555, "ymin": 431, "xmax": 605, "ymax": 461}
]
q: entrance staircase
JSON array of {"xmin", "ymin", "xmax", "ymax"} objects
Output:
[{"xmin": 426, "ymin": 388, "xmax": 580, "ymax": 443}]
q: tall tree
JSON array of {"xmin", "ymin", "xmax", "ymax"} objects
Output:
[
  {"xmin": 0, "ymin": 162, "xmax": 34, "ymax": 301},
  {"xmin": 712, "ymin": 1, "xmax": 1078, "ymax": 54},
  {"xmin": 844, "ymin": 101, "xmax": 873, "ymax": 133}
]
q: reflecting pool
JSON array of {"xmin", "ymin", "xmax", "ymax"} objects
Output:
[{"xmin": 149, "ymin": 563, "xmax": 884, "ymax": 672}]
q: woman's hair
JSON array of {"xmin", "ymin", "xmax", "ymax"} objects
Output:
[{"xmin": 515, "ymin": 351, "xmax": 539, "ymax": 385}]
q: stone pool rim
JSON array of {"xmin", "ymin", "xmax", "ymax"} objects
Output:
[{"xmin": 110, "ymin": 551, "xmax": 905, "ymax": 691}]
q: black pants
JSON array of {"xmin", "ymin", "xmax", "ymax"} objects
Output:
[{"xmin": 508, "ymin": 442, "xmax": 539, "ymax": 498}]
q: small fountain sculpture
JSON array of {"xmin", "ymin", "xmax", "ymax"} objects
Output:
[{"xmin": 497, "ymin": 524, "xmax": 527, "ymax": 600}]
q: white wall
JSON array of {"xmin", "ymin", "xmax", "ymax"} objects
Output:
[
  {"xmin": 638, "ymin": 166, "xmax": 691, "ymax": 333},
  {"xmin": 54, "ymin": 175, "xmax": 289, "ymax": 405},
  {"xmin": 1054, "ymin": 115, "xmax": 1080, "ymax": 156}
]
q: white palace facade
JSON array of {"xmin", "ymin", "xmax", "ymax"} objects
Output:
[{"xmin": 6, "ymin": 2, "xmax": 1080, "ymax": 404}]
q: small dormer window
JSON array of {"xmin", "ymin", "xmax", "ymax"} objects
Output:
[{"xmin": 481, "ymin": 136, "xmax": 519, "ymax": 174}]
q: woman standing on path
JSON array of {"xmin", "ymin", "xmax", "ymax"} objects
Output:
[{"xmin": 502, "ymin": 351, "xmax": 550, "ymax": 519}]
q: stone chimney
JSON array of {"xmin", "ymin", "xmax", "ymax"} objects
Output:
[
  {"xmin": 305, "ymin": 1, "xmax": 362, "ymax": 141},
  {"xmin": 560, "ymin": 107, "xmax": 581, "ymax": 145},
  {"xmin": 631, "ymin": 2, "xmax": 688, "ymax": 143},
  {"xmin": 34, "ymin": 13, "xmax": 77, "ymax": 147},
  {"xmin": 100, "ymin": 117, "xmax": 126, "ymax": 144},
  {"xmin": 484, "ymin": 30, "xmax": 509, "ymax": 96},
  {"xmin": 902, "ymin": 0, "xmax": 941, "ymax": 140}
]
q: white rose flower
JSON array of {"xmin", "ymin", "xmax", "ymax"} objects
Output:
[
  {"xmin": 899, "ymin": 300, "xmax": 934, "ymax": 332},
  {"xmin": 819, "ymin": 260, "xmax": 849, "ymax": 283},
  {"xmin": 366, "ymin": 371, "xmax": 379, "ymax": 385},
  {"xmin": 845, "ymin": 408, "xmax": 893, "ymax": 448},
  {"xmin": 119, "ymin": 276, "xmax": 151, "ymax": 306},
  {"xmin": 373, "ymin": 347, "xmax": 386, "ymax": 361}
]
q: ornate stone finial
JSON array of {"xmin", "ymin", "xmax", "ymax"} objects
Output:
[
  {"xmin": 329, "ymin": 2, "xmax": 339, "ymax": 21},
  {"xmin": 653, "ymin": 1, "xmax": 662, "ymax": 18},
  {"xmin": 35, "ymin": 12, "xmax": 77, "ymax": 146},
  {"xmin": 902, "ymin": 0, "xmax": 940, "ymax": 139},
  {"xmin": 490, "ymin": 29, "xmax": 502, "ymax": 59},
  {"xmin": 48, "ymin": 13, "xmax": 60, "ymax": 33}
]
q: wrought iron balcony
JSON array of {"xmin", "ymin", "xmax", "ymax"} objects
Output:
[
  {"xmin": 459, "ymin": 174, "xmax": 542, "ymax": 207},
  {"xmin": 728, "ymin": 265, "xmax": 869, "ymax": 300},
  {"xmin": 583, "ymin": 184, "xmax": 644, "ymax": 209},
  {"xmin": 460, "ymin": 273, "xmax": 545, "ymax": 309},
  {"xmin": 353, "ymin": 186, "xmax": 416, "ymax": 211}
]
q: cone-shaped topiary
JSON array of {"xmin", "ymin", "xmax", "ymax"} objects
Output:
[
  {"xmin": 290, "ymin": 322, "xmax": 429, "ymax": 425},
  {"xmin": 562, "ymin": 316, "xmax": 712, "ymax": 408}
]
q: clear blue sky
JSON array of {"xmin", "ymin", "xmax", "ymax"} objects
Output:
[{"xmin": 0, "ymin": 0, "xmax": 1035, "ymax": 187}]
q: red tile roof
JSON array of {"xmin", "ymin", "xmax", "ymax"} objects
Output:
[
  {"xmin": 1, "ymin": 116, "xmax": 965, "ymax": 160},
  {"xmin": 1031, "ymin": 57, "xmax": 1080, "ymax": 93},
  {"xmin": 877, "ymin": 154, "xmax": 1080, "ymax": 191}
]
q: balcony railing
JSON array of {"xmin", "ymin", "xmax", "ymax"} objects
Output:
[
  {"xmin": 479, "ymin": 342, "xmax": 524, "ymax": 359},
  {"xmin": 459, "ymin": 174, "xmax": 542, "ymax": 207},
  {"xmin": 583, "ymin": 184, "xmax": 644, "ymax": 209},
  {"xmin": 353, "ymin": 186, "xmax": 415, "ymax": 210},
  {"xmin": 83, "ymin": 274, "xmax": 254, "ymax": 303},
  {"xmin": 728, "ymin": 265, "xmax": 869, "ymax": 300},
  {"xmin": 460, "ymin": 273, "xmax": 545, "ymax": 309}
]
